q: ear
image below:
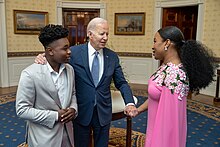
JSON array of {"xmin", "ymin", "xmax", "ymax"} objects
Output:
[
  {"xmin": 46, "ymin": 47, "xmax": 54, "ymax": 56},
  {"xmin": 87, "ymin": 31, "xmax": 92, "ymax": 37},
  {"xmin": 165, "ymin": 39, "xmax": 171, "ymax": 48}
]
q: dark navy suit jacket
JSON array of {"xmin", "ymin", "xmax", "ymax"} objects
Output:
[{"xmin": 69, "ymin": 43, "xmax": 134, "ymax": 126}]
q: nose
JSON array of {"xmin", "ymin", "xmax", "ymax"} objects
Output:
[
  {"xmin": 103, "ymin": 34, "xmax": 108, "ymax": 41},
  {"xmin": 67, "ymin": 48, "xmax": 71, "ymax": 55}
]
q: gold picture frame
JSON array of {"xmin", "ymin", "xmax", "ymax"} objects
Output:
[
  {"xmin": 13, "ymin": 10, "xmax": 49, "ymax": 34},
  {"xmin": 114, "ymin": 13, "xmax": 145, "ymax": 35}
]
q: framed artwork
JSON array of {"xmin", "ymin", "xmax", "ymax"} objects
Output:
[
  {"xmin": 13, "ymin": 10, "xmax": 48, "ymax": 34},
  {"xmin": 114, "ymin": 12, "xmax": 145, "ymax": 35}
]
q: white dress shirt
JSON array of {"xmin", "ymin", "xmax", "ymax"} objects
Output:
[
  {"xmin": 88, "ymin": 42, "xmax": 135, "ymax": 107},
  {"xmin": 88, "ymin": 42, "xmax": 104, "ymax": 81},
  {"xmin": 47, "ymin": 62, "xmax": 68, "ymax": 120}
]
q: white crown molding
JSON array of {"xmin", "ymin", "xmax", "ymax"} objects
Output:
[
  {"xmin": 154, "ymin": 0, "xmax": 204, "ymax": 41},
  {"xmin": 156, "ymin": 0, "xmax": 204, "ymax": 8},
  {"xmin": 152, "ymin": 0, "xmax": 205, "ymax": 74},
  {"xmin": 59, "ymin": 1, "xmax": 105, "ymax": 9},
  {"xmin": 56, "ymin": 0, "xmax": 106, "ymax": 24}
]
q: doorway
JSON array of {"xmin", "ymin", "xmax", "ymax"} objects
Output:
[
  {"xmin": 62, "ymin": 8, "xmax": 100, "ymax": 46},
  {"xmin": 162, "ymin": 6, "xmax": 198, "ymax": 40}
]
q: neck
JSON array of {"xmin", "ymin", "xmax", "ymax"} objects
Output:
[
  {"xmin": 47, "ymin": 59, "xmax": 61, "ymax": 73},
  {"xmin": 163, "ymin": 51, "xmax": 181, "ymax": 65}
]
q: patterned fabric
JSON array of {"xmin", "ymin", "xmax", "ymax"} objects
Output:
[
  {"xmin": 152, "ymin": 62, "xmax": 189, "ymax": 100},
  {"xmin": 145, "ymin": 62, "xmax": 189, "ymax": 147},
  {"xmin": 91, "ymin": 51, "xmax": 100, "ymax": 87}
]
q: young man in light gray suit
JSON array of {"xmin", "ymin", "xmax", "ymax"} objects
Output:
[{"xmin": 16, "ymin": 24, "xmax": 78, "ymax": 147}]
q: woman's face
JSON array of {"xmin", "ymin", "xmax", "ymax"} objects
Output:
[{"xmin": 152, "ymin": 32, "xmax": 166, "ymax": 61}]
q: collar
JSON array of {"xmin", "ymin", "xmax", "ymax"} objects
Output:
[
  {"xmin": 88, "ymin": 42, "xmax": 103, "ymax": 56},
  {"xmin": 46, "ymin": 62, "xmax": 65, "ymax": 74}
]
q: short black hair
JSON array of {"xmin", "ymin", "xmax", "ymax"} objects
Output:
[{"xmin": 38, "ymin": 24, "xmax": 69, "ymax": 48}]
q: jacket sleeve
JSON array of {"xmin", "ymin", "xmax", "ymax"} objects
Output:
[
  {"xmin": 16, "ymin": 70, "xmax": 57, "ymax": 129},
  {"xmin": 150, "ymin": 86, "xmax": 187, "ymax": 147},
  {"xmin": 113, "ymin": 54, "xmax": 134, "ymax": 104},
  {"xmin": 69, "ymin": 69, "xmax": 78, "ymax": 118}
]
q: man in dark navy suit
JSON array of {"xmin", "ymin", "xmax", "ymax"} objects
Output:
[
  {"xmin": 35, "ymin": 18, "xmax": 138, "ymax": 147},
  {"xmin": 69, "ymin": 18, "xmax": 137, "ymax": 147}
]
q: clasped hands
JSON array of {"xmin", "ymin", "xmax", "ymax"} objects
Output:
[
  {"xmin": 58, "ymin": 108, "xmax": 76, "ymax": 124},
  {"xmin": 124, "ymin": 105, "xmax": 139, "ymax": 118}
]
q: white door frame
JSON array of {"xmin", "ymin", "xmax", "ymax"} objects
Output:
[
  {"xmin": 152, "ymin": 0, "xmax": 205, "ymax": 72},
  {"xmin": 0, "ymin": 0, "xmax": 9, "ymax": 87},
  {"xmin": 56, "ymin": 0, "xmax": 106, "ymax": 25}
]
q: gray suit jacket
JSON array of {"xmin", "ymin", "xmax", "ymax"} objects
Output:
[{"xmin": 16, "ymin": 63, "xmax": 77, "ymax": 147}]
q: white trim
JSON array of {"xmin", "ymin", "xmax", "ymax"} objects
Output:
[
  {"xmin": 153, "ymin": 0, "xmax": 217, "ymax": 96},
  {"xmin": 196, "ymin": 2, "xmax": 204, "ymax": 41},
  {"xmin": 56, "ymin": 0, "xmax": 106, "ymax": 25},
  {"xmin": 8, "ymin": 57, "xmax": 35, "ymax": 86},
  {"xmin": 120, "ymin": 57, "xmax": 152, "ymax": 85},
  {"xmin": 153, "ymin": 0, "xmax": 205, "ymax": 72},
  {"xmin": 155, "ymin": 0, "xmax": 204, "ymax": 8},
  {"xmin": 0, "ymin": 0, "xmax": 9, "ymax": 87},
  {"xmin": 154, "ymin": 0, "xmax": 204, "ymax": 41}
]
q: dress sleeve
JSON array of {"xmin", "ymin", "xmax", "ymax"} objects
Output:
[{"xmin": 150, "ymin": 86, "xmax": 187, "ymax": 147}]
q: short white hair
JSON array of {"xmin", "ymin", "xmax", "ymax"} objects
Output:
[{"xmin": 87, "ymin": 17, "xmax": 108, "ymax": 34}]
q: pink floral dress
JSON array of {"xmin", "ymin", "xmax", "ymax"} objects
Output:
[{"xmin": 145, "ymin": 62, "xmax": 189, "ymax": 147}]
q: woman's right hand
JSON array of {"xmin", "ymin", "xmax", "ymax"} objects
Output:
[{"xmin": 35, "ymin": 53, "xmax": 46, "ymax": 64}]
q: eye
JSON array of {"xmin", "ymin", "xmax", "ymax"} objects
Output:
[
  {"xmin": 100, "ymin": 32, "xmax": 105, "ymax": 35},
  {"xmin": 62, "ymin": 46, "xmax": 69, "ymax": 51}
]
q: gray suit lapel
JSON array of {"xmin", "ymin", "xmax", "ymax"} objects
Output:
[
  {"xmin": 42, "ymin": 65, "xmax": 62, "ymax": 108},
  {"xmin": 63, "ymin": 64, "xmax": 73, "ymax": 108}
]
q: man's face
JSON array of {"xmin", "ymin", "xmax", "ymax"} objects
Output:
[
  {"xmin": 88, "ymin": 22, "xmax": 109, "ymax": 50},
  {"xmin": 49, "ymin": 38, "xmax": 71, "ymax": 63}
]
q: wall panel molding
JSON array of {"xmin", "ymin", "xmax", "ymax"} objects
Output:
[
  {"xmin": 120, "ymin": 57, "xmax": 153, "ymax": 85},
  {"xmin": 7, "ymin": 51, "xmax": 153, "ymax": 58},
  {"xmin": 8, "ymin": 57, "xmax": 35, "ymax": 86},
  {"xmin": 117, "ymin": 52, "xmax": 152, "ymax": 58},
  {"xmin": 8, "ymin": 52, "xmax": 44, "ymax": 57},
  {"xmin": 8, "ymin": 56, "xmax": 218, "ymax": 97}
]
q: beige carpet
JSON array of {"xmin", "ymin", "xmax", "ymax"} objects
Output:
[
  {"xmin": 18, "ymin": 128, "xmax": 145, "ymax": 147},
  {"xmin": 109, "ymin": 127, "xmax": 145, "ymax": 147}
]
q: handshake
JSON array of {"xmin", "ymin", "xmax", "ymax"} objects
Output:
[{"xmin": 124, "ymin": 105, "xmax": 140, "ymax": 118}]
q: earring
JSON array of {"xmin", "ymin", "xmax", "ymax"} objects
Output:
[{"xmin": 164, "ymin": 47, "xmax": 168, "ymax": 51}]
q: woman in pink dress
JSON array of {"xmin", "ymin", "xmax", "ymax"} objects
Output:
[{"xmin": 136, "ymin": 26, "xmax": 217, "ymax": 147}]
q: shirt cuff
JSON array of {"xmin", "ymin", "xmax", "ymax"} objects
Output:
[
  {"xmin": 126, "ymin": 103, "xmax": 135, "ymax": 106},
  {"xmin": 56, "ymin": 112, "xmax": 59, "ymax": 121}
]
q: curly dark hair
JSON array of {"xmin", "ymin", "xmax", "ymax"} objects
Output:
[
  {"xmin": 158, "ymin": 26, "xmax": 217, "ymax": 92},
  {"xmin": 38, "ymin": 24, "xmax": 69, "ymax": 48}
]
